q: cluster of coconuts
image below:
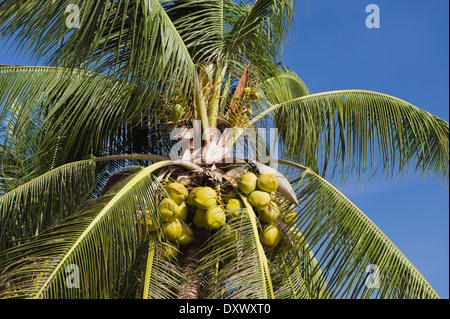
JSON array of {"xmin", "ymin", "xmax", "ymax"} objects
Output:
[
  {"xmin": 233, "ymin": 87, "xmax": 259, "ymax": 118},
  {"xmin": 236, "ymin": 172, "xmax": 294, "ymax": 250},
  {"xmin": 140, "ymin": 171, "xmax": 299, "ymax": 261},
  {"xmin": 140, "ymin": 182, "xmax": 193, "ymax": 260}
]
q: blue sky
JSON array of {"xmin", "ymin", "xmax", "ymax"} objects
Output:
[
  {"xmin": 283, "ymin": 0, "xmax": 449, "ymax": 297},
  {"xmin": 0, "ymin": 0, "xmax": 448, "ymax": 298}
]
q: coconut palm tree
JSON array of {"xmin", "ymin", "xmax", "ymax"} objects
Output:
[{"xmin": 0, "ymin": 0, "xmax": 448, "ymax": 299}]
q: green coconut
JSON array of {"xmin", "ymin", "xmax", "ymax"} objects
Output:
[
  {"xmin": 205, "ymin": 206, "xmax": 226, "ymax": 230},
  {"xmin": 193, "ymin": 208, "xmax": 206, "ymax": 228},
  {"xmin": 140, "ymin": 210, "xmax": 156, "ymax": 232},
  {"xmin": 140, "ymin": 218, "xmax": 148, "ymax": 242},
  {"xmin": 260, "ymin": 224, "xmax": 282, "ymax": 248},
  {"xmin": 189, "ymin": 187, "xmax": 217, "ymax": 209},
  {"xmin": 164, "ymin": 218, "xmax": 183, "ymax": 241},
  {"xmin": 177, "ymin": 224, "xmax": 195, "ymax": 245},
  {"xmin": 238, "ymin": 172, "xmax": 258, "ymax": 194},
  {"xmin": 179, "ymin": 202, "xmax": 188, "ymax": 220},
  {"xmin": 161, "ymin": 242, "xmax": 179, "ymax": 261},
  {"xmin": 283, "ymin": 211, "xmax": 297, "ymax": 225},
  {"xmin": 250, "ymin": 92, "xmax": 260, "ymax": 100},
  {"xmin": 248, "ymin": 190, "xmax": 271, "ymax": 211},
  {"xmin": 259, "ymin": 205, "xmax": 280, "ymax": 224},
  {"xmin": 257, "ymin": 173, "xmax": 278, "ymax": 193},
  {"xmin": 159, "ymin": 198, "xmax": 180, "ymax": 221},
  {"xmin": 187, "ymin": 187, "xmax": 200, "ymax": 206},
  {"xmin": 290, "ymin": 231, "xmax": 304, "ymax": 250},
  {"xmin": 223, "ymin": 189, "xmax": 239, "ymax": 204},
  {"xmin": 225, "ymin": 198, "xmax": 244, "ymax": 217},
  {"xmin": 166, "ymin": 182, "xmax": 188, "ymax": 205}
]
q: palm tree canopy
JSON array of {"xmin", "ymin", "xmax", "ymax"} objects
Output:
[{"xmin": 0, "ymin": 0, "xmax": 447, "ymax": 299}]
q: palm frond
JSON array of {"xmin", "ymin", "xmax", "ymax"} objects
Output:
[
  {"xmin": 269, "ymin": 251, "xmax": 310, "ymax": 299},
  {"xmin": 195, "ymin": 205, "xmax": 273, "ymax": 299},
  {"xmin": 0, "ymin": 66, "xmax": 175, "ymax": 171},
  {"xmin": 281, "ymin": 162, "xmax": 440, "ymax": 299},
  {"xmin": 259, "ymin": 65, "xmax": 310, "ymax": 103},
  {"xmin": 224, "ymin": 0, "xmax": 295, "ymax": 65},
  {"xmin": 140, "ymin": 239, "xmax": 184, "ymax": 299},
  {"xmin": 163, "ymin": 0, "xmax": 226, "ymax": 64},
  {"xmin": 0, "ymin": 96, "xmax": 42, "ymax": 192},
  {"xmin": 0, "ymin": 0, "xmax": 196, "ymax": 94},
  {"xmin": 0, "ymin": 158, "xmax": 96, "ymax": 251},
  {"xmin": 255, "ymin": 89, "xmax": 449, "ymax": 184},
  {"xmin": 0, "ymin": 160, "xmax": 189, "ymax": 298}
]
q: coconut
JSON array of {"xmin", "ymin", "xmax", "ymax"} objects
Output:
[
  {"xmin": 159, "ymin": 198, "xmax": 181, "ymax": 221},
  {"xmin": 238, "ymin": 172, "xmax": 258, "ymax": 194},
  {"xmin": 283, "ymin": 211, "xmax": 297, "ymax": 225},
  {"xmin": 250, "ymin": 92, "xmax": 260, "ymax": 100},
  {"xmin": 257, "ymin": 173, "xmax": 278, "ymax": 193},
  {"xmin": 146, "ymin": 218, "xmax": 157, "ymax": 232},
  {"xmin": 193, "ymin": 208, "xmax": 206, "ymax": 228},
  {"xmin": 177, "ymin": 224, "xmax": 195, "ymax": 245},
  {"xmin": 141, "ymin": 210, "xmax": 157, "ymax": 232},
  {"xmin": 166, "ymin": 182, "xmax": 188, "ymax": 205},
  {"xmin": 223, "ymin": 189, "xmax": 239, "ymax": 204},
  {"xmin": 225, "ymin": 198, "xmax": 244, "ymax": 217},
  {"xmin": 187, "ymin": 187, "xmax": 200, "ymax": 206},
  {"xmin": 205, "ymin": 206, "xmax": 226, "ymax": 230},
  {"xmin": 259, "ymin": 205, "xmax": 280, "ymax": 224},
  {"xmin": 189, "ymin": 187, "xmax": 217, "ymax": 209},
  {"xmin": 260, "ymin": 224, "xmax": 282, "ymax": 248},
  {"xmin": 179, "ymin": 202, "xmax": 188, "ymax": 220},
  {"xmin": 140, "ymin": 218, "xmax": 148, "ymax": 242},
  {"xmin": 161, "ymin": 242, "xmax": 179, "ymax": 261},
  {"xmin": 248, "ymin": 190, "xmax": 271, "ymax": 211},
  {"xmin": 290, "ymin": 231, "xmax": 304, "ymax": 250},
  {"xmin": 164, "ymin": 218, "xmax": 183, "ymax": 241}
]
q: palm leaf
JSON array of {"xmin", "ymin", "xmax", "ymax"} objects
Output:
[
  {"xmin": 281, "ymin": 161, "xmax": 440, "ymax": 299},
  {"xmin": 195, "ymin": 203, "xmax": 273, "ymax": 299},
  {"xmin": 0, "ymin": 160, "xmax": 196, "ymax": 298},
  {"xmin": 253, "ymin": 89, "xmax": 449, "ymax": 184},
  {"xmin": 140, "ymin": 238, "xmax": 184, "ymax": 299},
  {"xmin": 0, "ymin": 1, "xmax": 196, "ymax": 92},
  {"xmin": 259, "ymin": 65, "xmax": 310, "ymax": 103},
  {"xmin": 0, "ymin": 66, "xmax": 175, "ymax": 171},
  {"xmin": 224, "ymin": 0, "xmax": 295, "ymax": 69},
  {"xmin": 163, "ymin": 0, "xmax": 226, "ymax": 64},
  {"xmin": 0, "ymin": 96, "xmax": 42, "ymax": 192},
  {"xmin": 269, "ymin": 250, "xmax": 310, "ymax": 299},
  {"xmin": 0, "ymin": 158, "xmax": 96, "ymax": 251}
]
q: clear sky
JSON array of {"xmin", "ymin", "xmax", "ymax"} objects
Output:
[
  {"xmin": 283, "ymin": 0, "xmax": 449, "ymax": 298},
  {"xmin": 0, "ymin": 0, "xmax": 448, "ymax": 298}
]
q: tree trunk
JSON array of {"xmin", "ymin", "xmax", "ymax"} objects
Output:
[{"xmin": 177, "ymin": 227, "xmax": 208, "ymax": 299}]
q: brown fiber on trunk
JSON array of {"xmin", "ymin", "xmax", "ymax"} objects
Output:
[{"xmin": 177, "ymin": 227, "xmax": 208, "ymax": 299}]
